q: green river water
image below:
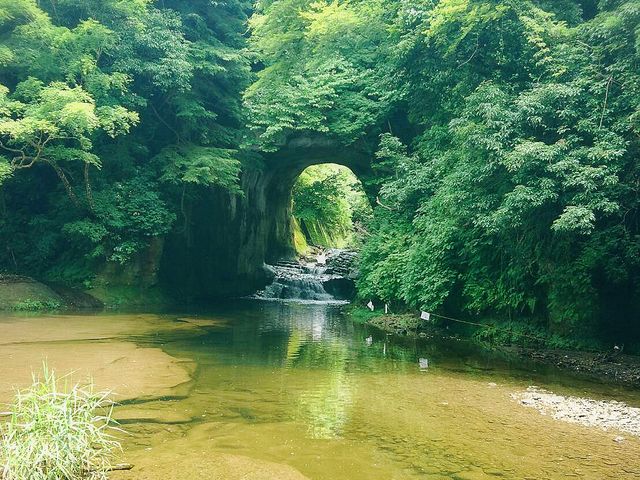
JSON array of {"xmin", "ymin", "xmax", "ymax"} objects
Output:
[{"xmin": 2, "ymin": 300, "xmax": 639, "ymax": 479}]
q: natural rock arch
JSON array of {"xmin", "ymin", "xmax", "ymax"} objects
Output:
[{"xmin": 159, "ymin": 135, "xmax": 373, "ymax": 301}]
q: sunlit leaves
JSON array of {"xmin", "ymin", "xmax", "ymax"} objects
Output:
[
  {"xmin": 156, "ymin": 144, "xmax": 242, "ymax": 193},
  {"xmin": 246, "ymin": 0, "xmax": 396, "ymax": 149},
  {"xmin": 0, "ymin": 82, "xmax": 136, "ymax": 170},
  {"xmin": 96, "ymin": 105, "xmax": 139, "ymax": 137},
  {"xmin": 292, "ymin": 164, "xmax": 367, "ymax": 247},
  {"xmin": 552, "ymin": 205, "xmax": 597, "ymax": 234}
]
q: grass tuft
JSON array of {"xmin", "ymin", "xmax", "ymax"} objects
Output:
[{"xmin": 0, "ymin": 363, "xmax": 122, "ymax": 480}]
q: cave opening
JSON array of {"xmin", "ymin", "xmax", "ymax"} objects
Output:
[
  {"xmin": 289, "ymin": 163, "xmax": 372, "ymax": 259},
  {"xmin": 160, "ymin": 136, "xmax": 376, "ymax": 301}
]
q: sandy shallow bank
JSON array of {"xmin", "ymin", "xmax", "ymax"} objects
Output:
[{"xmin": 0, "ymin": 314, "xmax": 202, "ymax": 404}]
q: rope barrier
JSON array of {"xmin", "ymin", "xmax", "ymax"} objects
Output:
[
  {"xmin": 427, "ymin": 312, "xmax": 486, "ymax": 328},
  {"xmin": 366, "ymin": 301, "xmax": 574, "ymax": 345},
  {"xmin": 423, "ymin": 312, "xmax": 558, "ymax": 344}
]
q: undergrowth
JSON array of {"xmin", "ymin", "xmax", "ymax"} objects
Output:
[
  {"xmin": 0, "ymin": 364, "xmax": 122, "ymax": 480},
  {"xmin": 11, "ymin": 299, "xmax": 61, "ymax": 311}
]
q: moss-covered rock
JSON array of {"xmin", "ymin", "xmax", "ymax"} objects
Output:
[{"xmin": 0, "ymin": 275, "xmax": 64, "ymax": 311}]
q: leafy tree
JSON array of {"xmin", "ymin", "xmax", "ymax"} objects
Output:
[
  {"xmin": 0, "ymin": 0, "xmax": 250, "ymax": 284},
  {"xmin": 0, "ymin": 80, "xmax": 137, "ymax": 203},
  {"xmin": 293, "ymin": 164, "xmax": 370, "ymax": 248},
  {"xmin": 248, "ymin": 0, "xmax": 640, "ymax": 344}
]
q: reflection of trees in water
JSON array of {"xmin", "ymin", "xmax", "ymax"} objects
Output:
[
  {"xmin": 294, "ymin": 339, "xmax": 352, "ymax": 440},
  {"xmin": 282, "ymin": 314, "xmax": 352, "ymax": 439},
  {"xmin": 280, "ymin": 308, "xmax": 426, "ymax": 439}
]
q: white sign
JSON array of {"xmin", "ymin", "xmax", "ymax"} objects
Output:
[
  {"xmin": 367, "ymin": 300, "xmax": 374, "ymax": 311},
  {"xmin": 420, "ymin": 311, "xmax": 431, "ymax": 322},
  {"xmin": 384, "ymin": 303, "xmax": 389, "ymax": 314}
]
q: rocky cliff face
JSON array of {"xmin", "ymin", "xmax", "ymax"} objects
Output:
[{"xmin": 159, "ymin": 166, "xmax": 295, "ymax": 300}]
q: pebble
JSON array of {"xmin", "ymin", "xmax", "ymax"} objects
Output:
[{"xmin": 512, "ymin": 386, "xmax": 640, "ymax": 436}]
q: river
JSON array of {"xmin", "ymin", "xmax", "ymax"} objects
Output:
[{"xmin": 1, "ymin": 300, "xmax": 639, "ymax": 479}]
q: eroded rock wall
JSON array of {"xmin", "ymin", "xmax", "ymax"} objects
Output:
[{"xmin": 160, "ymin": 166, "xmax": 297, "ymax": 300}]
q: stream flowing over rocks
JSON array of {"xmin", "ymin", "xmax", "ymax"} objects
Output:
[
  {"xmin": 255, "ymin": 249, "xmax": 357, "ymax": 302},
  {"xmin": 512, "ymin": 386, "xmax": 640, "ymax": 437}
]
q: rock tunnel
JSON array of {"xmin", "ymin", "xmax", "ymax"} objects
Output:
[{"xmin": 159, "ymin": 135, "xmax": 373, "ymax": 301}]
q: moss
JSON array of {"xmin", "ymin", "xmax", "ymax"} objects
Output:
[
  {"xmin": 86, "ymin": 285, "xmax": 172, "ymax": 310},
  {"xmin": 292, "ymin": 217, "xmax": 309, "ymax": 255},
  {"xmin": 0, "ymin": 276, "xmax": 65, "ymax": 310}
]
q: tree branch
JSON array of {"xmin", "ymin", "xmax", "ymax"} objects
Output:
[
  {"xmin": 376, "ymin": 196, "xmax": 396, "ymax": 211},
  {"xmin": 599, "ymin": 76, "xmax": 613, "ymax": 129}
]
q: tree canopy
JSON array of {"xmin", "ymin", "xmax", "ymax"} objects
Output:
[
  {"xmin": 0, "ymin": 0, "xmax": 639, "ymax": 344},
  {"xmin": 247, "ymin": 0, "xmax": 640, "ymax": 342},
  {"xmin": 0, "ymin": 0, "xmax": 250, "ymax": 281}
]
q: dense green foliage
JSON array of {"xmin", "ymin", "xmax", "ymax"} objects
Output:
[
  {"xmin": 1, "ymin": 0, "xmax": 638, "ymax": 346},
  {"xmin": 247, "ymin": 0, "xmax": 640, "ymax": 345},
  {"xmin": 292, "ymin": 164, "xmax": 370, "ymax": 249},
  {"xmin": 0, "ymin": 0, "xmax": 250, "ymax": 283}
]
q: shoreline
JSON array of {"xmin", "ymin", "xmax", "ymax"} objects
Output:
[
  {"xmin": 513, "ymin": 386, "xmax": 640, "ymax": 438},
  {"xmin": 358, "ymin": 311, "xmax": 640, "ymax": 389}
]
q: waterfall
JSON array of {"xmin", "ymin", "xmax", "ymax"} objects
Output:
[{"xmin": 255, "ymin": 250, "xmax": 357, "ymax": 303}]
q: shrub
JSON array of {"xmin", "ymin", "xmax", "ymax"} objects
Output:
[
  {"xmin": 12, "ymin": 300, "xmax": 62, "ymax": 311},
  {"xmin": 0, "ymin": 365, "xmax": 122, "ymax": 480}
]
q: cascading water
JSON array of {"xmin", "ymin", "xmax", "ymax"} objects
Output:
[
  {"xmin": 258, "ymin": 261, "xmax": 335, "ymax": 301},
  {"xmin": 255, "ymin": 250, "xmax": 357, "ymax": 302}
]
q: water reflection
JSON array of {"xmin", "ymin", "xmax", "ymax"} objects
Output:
[
  {"xmin": 105, "ymin": 301, "xmax": 640, "ymax": 479},
  {"xmin": 258, "ymin": 304, "xmax": 354, "ymax": 439}
]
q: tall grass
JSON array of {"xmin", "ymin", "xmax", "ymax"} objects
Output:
[{"xmin": 0, "ymin": 364, "xmax": 122, "ymax": 480}]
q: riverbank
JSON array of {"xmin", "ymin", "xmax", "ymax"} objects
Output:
[
  {"xmin": 508, "ymin": 346, "xmax": 640, "ymax": 388},
  {"xmin": 0, "ymin": 274, "xmax": 175, "ymax": 311},
  {"xmin": 354, "ymin": 309, "xmax": 640, "ymax": 388},
  {"xmin": 513, "ymin": 386, "xmax": 640, "ymax": 438}
]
